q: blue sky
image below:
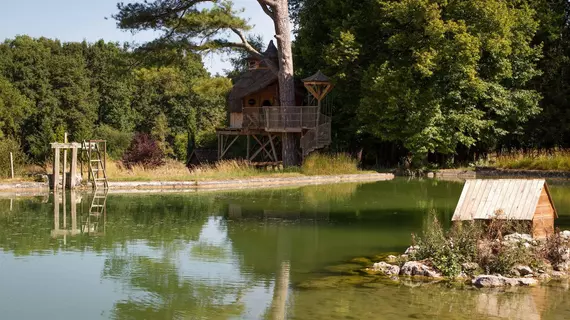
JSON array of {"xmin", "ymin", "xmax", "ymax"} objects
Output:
[{"xmin": 0, "ymin": 0, "xmax": 275, "ymax": 75}]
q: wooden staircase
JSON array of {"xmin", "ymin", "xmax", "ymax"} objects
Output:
[
  {"xmin": 300, "ymin": 114, "xmax": 332, "ymax": 157},
  {"xmin": 83, "ymin": 140, "xmax": 109, "ymax": 190}
]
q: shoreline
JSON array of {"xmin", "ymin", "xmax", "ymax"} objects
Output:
[{"xmin": 0, "ymin": 172, "xmax": 394, "ymax": 195}]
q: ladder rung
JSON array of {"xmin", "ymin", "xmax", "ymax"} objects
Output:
[
  {"xmin": 94, "ymin": 196, "xmax": 106, "ymax": 198},
  {"xmin": 91, "ymin": 159, "xmax": 102, "ymax": 162},
  {"xmin": 95, "ymin": 178, "xmax": 107, "ymax": 181},
  {"xmin": 92, "ymin": 205, "xmax": 104, "ymax": 207}
]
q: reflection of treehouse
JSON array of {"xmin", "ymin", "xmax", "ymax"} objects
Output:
[
  {"xmin": 217, "ymin": 41, "xmax": 333, "ymax": 163},
  {"xmin": 51, "ymin": 191, "xmax": 108, "ymax": 239},
  {"xmin": 226, "ymin": 203, "xmax": 329, "ymax": 221}
]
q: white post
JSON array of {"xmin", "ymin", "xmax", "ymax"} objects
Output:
[{"xmin": 9, "ymin": 152, "xmax": 14, "ymax": 179}]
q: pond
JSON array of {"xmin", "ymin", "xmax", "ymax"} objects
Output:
[{"xmin": 1, "ymin": 178, "xmax": 570, "ymax": 319}]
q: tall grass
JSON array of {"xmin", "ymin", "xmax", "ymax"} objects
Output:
[
  {"xmin": 494, "ymin": 149, "xmax": 570, "ymax": 171},
  {"xmin": 301, "ymin": 153, "xmax": 359, "ymax": 175},
  {"xmin": 105, "ymin": 159, "xmax": 301, "ymax": 181}
]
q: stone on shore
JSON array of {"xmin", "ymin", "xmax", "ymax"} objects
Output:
[
  {"xmin": 404, "ymin": 246, "xmax": 419, "ymax": 255},
  {"xmin": 512, "ymin": 265, "xmax": 533, "ymax": 277},
  {"xmin": 372, "ymin": 262, "xmax": 400, "ymax": 276},
  {"xmin": 472, "ymin": 275, "xmax": 538, "ymax": 288},
  {"xmin": 400, "ymin": 261, "xmax": 442, "ymax": 278}
]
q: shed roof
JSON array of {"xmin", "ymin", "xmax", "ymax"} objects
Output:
[
  {"xmin": 302, "ymin": 70, "xmax": 330, "ymax": 83},
  {"xmin": 452, "ymin": 179, "xmax": 557, "ymax": 221}
]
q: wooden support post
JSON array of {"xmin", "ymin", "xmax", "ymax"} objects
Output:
[
  {"xmin": 53, "ymin": 148, "xmax": 60, "ymax": 191},
  {"xmin": 268, "ymin": 134, "xmax": 278, "ymax": 162},
  {"xmin": 54, "ymin": 191, "xmax": 60, "ymax": 233},
  {"xmin": 70, "ymin": 147, "xmax": 78, "ymax": 189},
  {"xmin": 221, "ymin": 135, "xmax": 239, "ymax": 159},
  {"xmin": 9, "ymin": 152, "xmax": 14, "ymax": 179},
  {"xmin": 246, "ymin": 134, "xmax": 250, "ymax": 160},
  {"xmin": 62, "ymin": 133, "xmax": 68, "ymax": 191}
]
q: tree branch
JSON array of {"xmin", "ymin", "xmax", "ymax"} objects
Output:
[
  {"xmin": 257, "ymin": 0, "xmax": 278, "ymax": 6},
  {"xmin": 230, "ymin": 28, "xmax": 278, "ymax": 74},
  {"xmin": 231, "ymin": 28, "xmax": 263, "ymax": 59},
  {"xmin": 257, "ymin": 1, "xmax": 274, "ymax": 19}
]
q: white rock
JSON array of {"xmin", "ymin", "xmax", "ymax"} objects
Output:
[
  {"xmin": 372, "ymin": 262, "xmax": 400, "ymax": 276},
  {"xmin": 404, "ymin": 246, "xmax": 419, "ymax": 255},
  {"xmin": 462, "ymin": 262, "xmax": 480, "ymax": 272},
  {"xmin": 472, "ymin": 275, "xmax": 537, "ymax": 288},
  {"xmin": 504, "ymin": 233, "xmax": 533, "ymax": 243},
  {"xmin": 386, "ymin": 255, "xmax": 398, "ymax": 263},
  {"xmin": 400, "ymin": 261, "xmax": 442, "ymax": 278}
]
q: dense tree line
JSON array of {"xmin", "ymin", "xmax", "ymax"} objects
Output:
[
  {"xmin": 0, "ymin": 36, "xmax": 230, "ymax": 168},
  {"xmin": 291, "ymin": 0, "xmax": 570, "ymax": 167}
]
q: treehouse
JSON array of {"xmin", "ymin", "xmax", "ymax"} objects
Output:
[{"xmin": 217, "ymin": 41, "xmax": 333, "ymax": 163}]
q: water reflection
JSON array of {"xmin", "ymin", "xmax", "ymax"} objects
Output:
[
  {"xmin": 51, "ymin": 190, "xmax": 108, "ymax": 239},
  {"xmin": 3, "ymin": 180, "xmax": 570, "ymax": 319}
]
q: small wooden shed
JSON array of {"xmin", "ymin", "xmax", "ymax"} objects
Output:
[{"xmin": 452, "ymin": 179, "xmax": 557, "ymax": 239}]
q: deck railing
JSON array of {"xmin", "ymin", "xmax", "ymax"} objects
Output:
[
  {"xmin": 263, "ymin": 106, "xmax": 319, "ymax": 131},
  {"xmin": 242, "ymin": 107, "xmax": 265, "ymax": 129}
]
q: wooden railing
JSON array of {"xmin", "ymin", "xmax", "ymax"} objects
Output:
[
  {"xmin": 263, "ymin": 106, "xmax": 319, "ymax": 132},
  {"xmin": 243, "ymin": 107, "xmax": 265, "ymax": 129}
]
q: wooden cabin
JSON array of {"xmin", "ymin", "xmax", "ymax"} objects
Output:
[
  {"xmin": 187, "ymin": 149, "xmax": 218, "ymax": 168},
  {"xmin": 217, "ymin": 41, "xmax": 333, "ymax": 163},
  {"xmin": 452, "ymin": 179, "xmax": 557, "ymax": 239}
]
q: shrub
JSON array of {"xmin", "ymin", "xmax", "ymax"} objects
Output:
[
  {"xmin": 411, "ymin": 211, "xmax": 539, "ymax": 277},
  {"xmin": 93, "ymin": 125, "xmax": 134, "ymax": 159},
  {"xmin": 302, "ymin": 152, "xmax": 359, "ymax": 175},
  {"xmin": 122, "ymin": 133, "xmax": 165, "ymax": 169},
  {"xmin": 0, "ymin": 137, "xmax": 27, "ymax": 178}
]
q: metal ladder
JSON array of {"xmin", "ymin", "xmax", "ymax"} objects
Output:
[{"xmin": 84, "ymin": 140, "xmax": 109, "ymax": 190}]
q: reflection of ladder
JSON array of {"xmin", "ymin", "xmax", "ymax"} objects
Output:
[
  {"xmin": 84, "ymin": 140, "xmax": 108, "ymax": 190},
  {"xmin": 84, "ymin": 189, "xmax": 108, "ymax": 235}
]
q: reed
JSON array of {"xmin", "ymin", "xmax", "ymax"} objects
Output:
[
  {"xmin": 301, "ymin": 152, "xmax": 359, "ymax": 175},
  {"xmin": 494, "ymin": 149, "xmax": 570, "ymax": 171}
]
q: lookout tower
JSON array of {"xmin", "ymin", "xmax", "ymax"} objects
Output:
[{"xmin": 217, "ymin": 41, "xmax": 333, "ymax": 163}]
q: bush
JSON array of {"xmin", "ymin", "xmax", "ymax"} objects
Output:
[
  {"xmin": 411, "ymin": 211, "xmax": 539, "ymax": 277},
  {"xmin": 0, "ymin": 137, "xmax": 27, "ymax": 178},
  {"xmin": 301, "ymin": 152, "xmax": 359, "ymax": 175},
  {"xmin": 93, "ymin": 125, "xmax": 134, "ymax": 159},
  {"xmin": 122, "ymin": 133, "xmax": 165, "ymax": 169}
]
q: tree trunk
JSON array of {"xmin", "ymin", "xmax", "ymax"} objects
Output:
[{"xmin": 273, "ymin": 0, "xmax": 300, "ymax": 166}]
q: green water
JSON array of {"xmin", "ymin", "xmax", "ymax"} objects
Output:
[{"xmin": 2, "ymin": 178, "xmax": 570, "ymax": 319}]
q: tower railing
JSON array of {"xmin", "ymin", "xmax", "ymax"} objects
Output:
[{"xmin": 263, "ymin": 106, "xmax": 319, "ymax": 132}]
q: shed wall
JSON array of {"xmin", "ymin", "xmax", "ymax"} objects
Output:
[{"xmin": 532, "ymin": 188, "xmax": 555, "ymax": 239}]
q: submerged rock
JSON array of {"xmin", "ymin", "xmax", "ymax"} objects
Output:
[
  {"xmin": 472, "ymin": 275, "xmax": 538, "ymax": 288},
  {"xmin": 324, "ymin": 263, "xmax": 362, "ymax": 275},
  {"xmin": 372, "ymin": 262, "xmax": 400, "ymax": 276},
  {"xmin": 349, "ymin": 257, "xmax": 372, "ymax": 266},
  {"xmin": 400, "ymin": 261, "xmax": 442, "ymax": 278}
]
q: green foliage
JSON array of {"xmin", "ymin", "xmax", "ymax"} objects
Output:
[
  {"xmin": 411, "ymin": 211, "xmax": 541, "ymax": 277},
  {"xmin": 359, "ymin": 0, "xmax": 542, "ymax": 162},
  {"xmin": 0, "ymin": 137, "xmax": 26, "ymax": 178},
  {"xmin": 0, "ymin": 36, "xmax": 228, "ymax": 167},
  {"xmin": 173, "ymin": 133, "xmax": 189, "ymax": 162},
  {"xmin": 301, "ymin": 153, "xmax": 359, "ymax": 175},
  {"xmin": 93, "ymin": 125, "xmax": 134, "ymax": 160}
]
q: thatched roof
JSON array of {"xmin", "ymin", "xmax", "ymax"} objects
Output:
[{"xmin": 228, "ymin": 68, "xmax": 277, "ymax": 112}]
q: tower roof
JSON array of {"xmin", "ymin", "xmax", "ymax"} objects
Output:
[{"xmin": 302, "ymin": 70, "xmax": 330, "ymax": 83}]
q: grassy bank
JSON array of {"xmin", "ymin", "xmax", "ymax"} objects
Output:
[
  {"xmin": 494, "ymin": 150, "xmax": 570, "ymax": 171},
  {"xmin": 4, "ymin": 153, "xmax": 363, "ymax": 182}
]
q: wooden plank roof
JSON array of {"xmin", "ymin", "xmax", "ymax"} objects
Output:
[{"xmin": 452, "ymin": 179, "xmax": 556, "ymax": 221}]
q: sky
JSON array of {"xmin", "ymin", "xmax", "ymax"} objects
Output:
[{"xmin": 0, "ymin": 0, "xmax": 275, "ymax": 75}]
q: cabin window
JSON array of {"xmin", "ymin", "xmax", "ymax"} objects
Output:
[
  {"xmin": 262, "ymin": 100, "xmax": 272, "ymax": 107},
  {"xmin": 248, "ymin": 60, "xmax": 259, "ymax": 70},
  {"xmin": 248, "ymin": 99, "xmax": 256, "ymax": 106}
]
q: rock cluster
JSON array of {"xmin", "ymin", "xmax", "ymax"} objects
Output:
[{"xmin": 472, "ymin": 275, "xmax": 537, "ymax": 288}]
